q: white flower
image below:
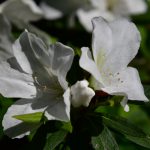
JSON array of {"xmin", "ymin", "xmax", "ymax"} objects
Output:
[
  {"xmin": 79, "ymin": 17, "xmax": 148, "ymax": 111},
  {"xmin": 1, "ymin": 31, "xmax": 74, "ymax": 138},
  {"xmin": 77, "ymin": 0, "xmax": 147, "ymax": 31},
  {"xmin": 0, "ymin": 0, "xmax": 43, "ymax": 28},
  {"xmin": 0, "ymin": 0, "xmax": 56, "ymax": 44},
  {"xmin": 39, "ymin": 0, "xmax": 87, "ymax": 19},
  {"xmin": 71, "ymin": 80, "xmax": 95, "ymax": 107}
]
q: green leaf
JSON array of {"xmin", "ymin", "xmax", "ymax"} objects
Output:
[
  {"xmin": 102, "ymin": 114, "xmax": 150, "ymax": 148},
  {"xmin": 61, "ymin": 121, "xmax": 72, "ymax": 133},
  {"xmin": 13, "ymin": 112, "xmax": 43, "ymax": 123},
  {"xmin": 92, "ymin": 126, "xmax": 119, "ymax": 150},
  {"xmin": 102, "ymin": 114, "xmax": 146, "ymax": 137},
  {"xmin": 0, "ymin": 96, "xmax": 13, "ymax": 138},
  {"xmin": 43, "ymin": 130, "xmax": 68, "ymax": 150},
  {"xmin": 138, "ymin": 26, "xmax": 150, "ymax": 60},
  {"xmin": 144, "ymin": 85, "xmax": 150, "ymax": 100},
  {"xmin": 126, "ymin": 135, "xmax": 150, "ymax": 149}
]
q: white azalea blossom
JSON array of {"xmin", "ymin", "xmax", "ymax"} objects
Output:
[
  {"xmin": 71, "ymin": 80, "xmax": 95, "ymax": 107},
  {"xmin": 79, "ymin": 17, "xmax": 148, "ymax": 111},
  {"xmin": 0, "ymin": 0, "xmax": 87, "ymax": 23},
  {"xmin": 39, "ymin": 0, "xmax": 87, "ymax": 19},
  {"xmin": 2, "ymin": 31, "xmax": 74, "ymax": 138},
  {"xmin": 0, "ymin": 0, "xmax": 60, "ymax": 44},
  {"xmin": 0, "ymin": 0, "xmax": 43, "ymax": 28},
  {"xmin": 77, "ymin": 0, "xmax": 147, "ymax": 31}
]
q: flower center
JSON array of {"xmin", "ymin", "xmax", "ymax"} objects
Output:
[
  {"xmin": 33, "ymin": 76, "xmax": 63, "ymax": 96},
  {"xmin": 107, "ymin": 0, "xmax": 118, "ymax": 11}
]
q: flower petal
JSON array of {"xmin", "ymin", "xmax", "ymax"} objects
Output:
[
  {"xmin": 41, "ymin": 0, "xmax": 86, "ymax": 15},
  {"xmin": 40, "ymin": 2, "xmax": 62, "ymax": 20},
  {"xmin": 77, "ymin": 9, "xmax": 100, "ymax": 32},
  {"xmin": 44, "ymin": 88, "xmax": 71, "ymax": 122},
  {"xmin": 91, "ymin": 17, "xmax": 112, "ymax": 66},
  {"xmin": 0, "ymin": 14, "xmax": 13, "ymax": 61},
  {"xmin": 113, "ymin": 0, "xmax": 147, "ymax": 15},
  {"xmin": 26, "ymin": 31, "xmax": 50, "ymax": 67},
  {"xmin": 13, "ymin": 38, "xmax": 33, "ymax": 74},
  {"xmin": 77, "ymin": 9, "xmax": 113, "ymax": 32},
  {"xmin": 125, "ymin": 0, "xmax": 147, "ymax": 14},
  {"xmin": 2, "ymin": 99, "xmax": 43, "ymax": 138},
  {"xmin": 79, "ymin": 47, "xmax": 103, "ymax": 87},
  {"xmin": 49, "ymin": 42, "xmax": 74, "ymax": 89},
  {"xmin": 0, "ymin": 0, "xmax": 43, "ymax": 28},
  {"xmin": 13, "ymin": 31, "xmax": 53, "ymax": 87},
  {"xmin": 102, "ymin": 67, "xmax": 148, "ymax": 101},
  {"xmin": 18, "ymin": 32, "xmax": 74, "ymax": 90},
  {"xmin": 91, "ymin": 0, "xmax": 107, "ymax": 10},
  {"xmin": 103, "ymin": 18, "xmax": 141, "ymax": 74},
  {"xmin": 0, "ymin": 62, "xmax": 36, "ymax": 98}
]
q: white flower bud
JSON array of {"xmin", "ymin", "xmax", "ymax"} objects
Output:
[{"xmin": 71, "ymin": 80, "xmax": 95, "ymax": 107}]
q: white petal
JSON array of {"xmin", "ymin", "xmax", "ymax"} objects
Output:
[
  {"xmin": 40, "ymin": 2, "xmax": 63, "ymax": 20},
  {"xmin": 42, "ymin": 0, "xmax": 86, "ymax": 15},
  {"xmin": 113, "ymin": 0, "xmax": 147, "ymax": 15},
  {"xmin": 45, "ymin": 88, "xmax": 71, "ymax": 122},
  {"xmin": 77, "ymin": 9, "xmax": 101, "ymax": 32},
  {"xmin": 91, "ymin": 0, "xmax": 107, "ymax": 10},
  {"xmin": 90, "ymin": 76, "xmax": 103, "ymax": 90},
  {"xmin": 19, "ymin": 31, "xmax": 50, "ymax": 69},
  {"xmin": 77, "ymin": 8, "xmax": 114, "ymax": 32},
  {"xmin": 19, "ymin": 33, "xmax": 74, "ymax": 90},
  {"xmin": 0, "ymin": 62, "xmax": 36, "ymax": 98},
  {"xmin": 27, "ymin": 31, "xmax": 50, "ymax": 67},
  {"xmin": 25, "ymin": 24, "xmax": 51, "ymax": 46},
  {"xmin": 125, "ymin": 0, "xmax": 147, "ymax": 14},
  {"xmin": 91, "ymin": 17, "xmax": 113, "ymax": 67},
  {"xmin": 14, "ymin": 31, "xmax": 53, "ymax": 87},
  {"xmin": 13, "ymin": 39, "xmax": 33, "ymax": 74},
  {"xmin": 79, "ymin": 47, "xmax": 104, "ymax": 87},
  {"xmin": 27, "ymin": 33, "xmax": 74, "ymax": 90},
  {"xmin": 22, "ymin": 0, "xmax": 43, "ymax": 16},
  {"xmin": 15, "ymin": 31, "xmax": 72, "ymax": 92},
  {"xmin": 49, "ymin": 42, "xmax": 74, "ymax": 89},
  {"xmin": 0, "ymin": 0, "xmax": 43, "ymax": 27},
  {"xmin": 71, "ymin": 80, "xmax": 95, "ymax": 107},
  {"xmin": 2, "ymin": 99, "xmax": 43, "ymax": 138},
  {"xmin": 0, "ymin": 14, "xmax": 13, "ymax": 61},
  {"xmin": 100, "ymin": 18, "xmax": 141, "ymax": 74},
  {"xmin": 102, "ymin": 67, "xmax": 148, "ymax": 101}
]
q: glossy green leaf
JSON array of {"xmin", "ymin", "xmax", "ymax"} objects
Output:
[
  {"xmin": 0, "ymin": 96, "xmax": 13, "ymax": 139},
  {"xmin": 13, "ymin": 112, "xmax": 43, "ymax": 123},
  {"xmin": 92, "ymin": 126, "xmax": 119, "ymax": 150},
  {"xmin": 144, "ymin": 85, "xmax": 150, "ymax": 100},
  {"xmin": 126, "ymin": 135, "xmax": 150, "ymax": 149},
  {"xmin": 102, "ymin": 114, "xmax": 150, "ymax": 148},
  {"xmin": 102, "ymin": 114, "xmax": 146, "ymax": 137},
  {"xmin": 61, "ymin": 121, "xmax": 72, "ymax": 133},
  {"xmin": 43, "ymin": 130, "xmax": 68, "ymax": 150},
  {"xmin": 138, "ymin": 26, "xmax": 150, "ymax": 59}
]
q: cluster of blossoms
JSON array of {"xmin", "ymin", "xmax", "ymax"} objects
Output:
[
  {"xmin": 0, "ymin": 0, "xmax": 147, "ymax": 32},
  {"xmin": 0, "ymin": 14, "xmax": 148, "ymax": 139},
  {"xmin": 77, "ymin": 0, "xmax": 147, "ymax": 31}
]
